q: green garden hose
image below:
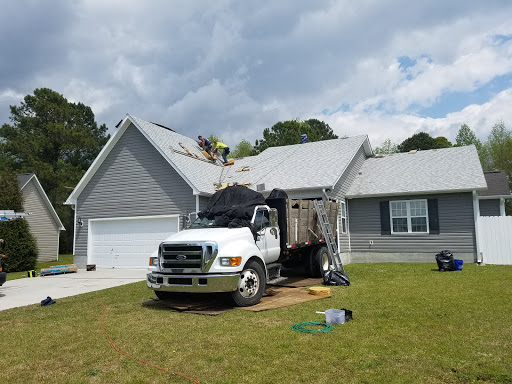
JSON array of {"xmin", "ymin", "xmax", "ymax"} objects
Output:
[{"xmin": 291, "ymin": 321, "xmax": 334, "ymax": 333}]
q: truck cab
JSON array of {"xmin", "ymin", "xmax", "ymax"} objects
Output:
[{"xmin": 147, "ymin": 205, "xmax": 280, "ymax": 306}]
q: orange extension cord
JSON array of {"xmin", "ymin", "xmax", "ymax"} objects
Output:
[{"xmin": 100, "ymin": 299, "xmax": 200, "ymax": 384}]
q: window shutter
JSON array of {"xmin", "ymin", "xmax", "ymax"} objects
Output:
[
  {"xmin": 428, "ymin": 199, "xmax": 439, "ymax": 234},
  {"xmin": 380, "ymin": 201, "xmax": 391, "ymax": 235}
]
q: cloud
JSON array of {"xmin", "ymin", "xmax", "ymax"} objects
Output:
[{"xmin": 1, "ymin": 0, "xmax": 512, "ymax": 151}]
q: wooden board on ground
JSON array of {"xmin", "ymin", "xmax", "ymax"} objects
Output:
[
  {"xmin": 268, "ymin": 277, "xmax": 323, "ymax": 288},
  {"xmin": 238, "ymin": 286, "xmax": 331, "ymax": 312},
  {"xmin": 142, "ymin": 277, "xmax": 329, "ymax": 315},
  {"xmin": 142, "ymin": 293, "xmax": 232, "ymax": 316},
  {"xmin": 40, "ymin": 264, "xmax": 78, "ymax": 276}
]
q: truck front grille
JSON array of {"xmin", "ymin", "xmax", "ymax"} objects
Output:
[{"xmin": 161, "ymin": 244, "xmax": 203, "ymax": 269}]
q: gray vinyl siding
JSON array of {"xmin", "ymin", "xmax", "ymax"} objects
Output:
[
  {"xmin": 345, "ymin": 192, "xmax": 476, "ymax": 261},
  {"xmin": 22, "ymin": 179, "xmax": 59, "ymax": 262},
  {"xmin": 198, "ymin": 195, "xmax": 209, "ymax": 211},
  {"xmin": 331, "ymin": 146, "xmax": 367, "ymax": 253},
  {"xmin": 479, "ymin": 199, "xmax": 501, "ymax": 216},
  {"xmin": 331, "ymin": 146, "xmax": 367, "ymax": 200},
  {"xmin": 74, "ymin": 123, "xmax": 195, "ymax": 267}
]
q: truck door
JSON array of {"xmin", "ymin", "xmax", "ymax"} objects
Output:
[{"xmin": 253, "ymin": 208, "xmax": 280, "ymax": 264}]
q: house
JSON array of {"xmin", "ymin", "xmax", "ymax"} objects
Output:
[
  {"xmin": 17, "ymin": 173, "xmax": 65, "ymax": 262},
  {"xmin": 65, "ymin": 114, "xmax": 488, "ymax": 268},
  {"xmin": 478, "ymin": 170, "xmax": 511, "ymax": 216},
  {"xmin": 343, "ymin": 147, "xmax": 487, "ymax": 263}
]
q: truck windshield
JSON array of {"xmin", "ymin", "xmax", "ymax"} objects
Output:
[{"xmin": 189, "ymin": 217, "xmax": 219, "ymax": 228}]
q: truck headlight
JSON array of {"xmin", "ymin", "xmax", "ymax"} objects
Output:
[
  {"xmin": 220, "ymin": 257, "xmax": 242, "ymax": 266},
  {"xmin": 149, "ymin": 257, "xmax": 158, "ymax": 267}
]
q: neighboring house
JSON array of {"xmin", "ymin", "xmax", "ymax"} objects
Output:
[
  {"xmin": 18, "ymin": 174, "xmax": 65, "ymax": 262},
  {"xmin": 65, "ymin": 114, "xmax": 488, "ymax": 268},
  {"xmin": 478, "ymin": 170, "xmax": 511, "ymax": 216}
]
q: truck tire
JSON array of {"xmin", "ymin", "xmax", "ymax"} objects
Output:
[
  {"xmin": 154, "ymin": 290, "xmax": 174, "ymax": 300},
  {"xmin": 310, "ymin": 246, "xmax": 330, "ymax": 278},
  {"xmin": 231, "ymin": 260, "xmax": 265, "ymax": 307}
]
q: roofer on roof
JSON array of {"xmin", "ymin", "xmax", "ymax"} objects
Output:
[
  {"xmin": 213, "ymin": 140, "xmax": 230, "ymax": 163},
  {"xmin": 198, "ymin": 135, "xmax": 213, "ymax": 157}
]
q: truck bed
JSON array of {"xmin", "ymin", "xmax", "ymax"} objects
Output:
[{"xmin": 285, "ymin": 199, "xmax": 338, "ymax": 247}]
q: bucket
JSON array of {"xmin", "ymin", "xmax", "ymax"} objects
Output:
[
  {"xmin": 454, "ymin": 259, "xmax": 463, "ymax": 271},
  {"xmin": 324, "ymin": 309, "xmax": 345, "ymax": 325}
]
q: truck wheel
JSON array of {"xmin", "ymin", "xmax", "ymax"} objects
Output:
[
  {"xmin": 155, "ymin": 291, "xmax": 173, "ymax": 300},
  {"xmin": 310, "ymin": 246, "xmax": 330, "ymax": 278},
  {"xmin": 231, "ymin": 260, "xmax": 265, "ymax": 307}
]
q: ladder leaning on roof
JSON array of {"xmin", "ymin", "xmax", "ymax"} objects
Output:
[{"xmin": 313, "ymin": 200, "xmax": 346, "ymax": 274}]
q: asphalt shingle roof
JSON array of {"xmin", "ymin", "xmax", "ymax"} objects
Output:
[
  {"xmin": 480, "ymin": 170, "xmax": 511, "ymax": 196},
  {"xmin": 346, "ymin": 145, "xmax": 487, "ymax": 198},
  {"xmin": 17, "ymin": 173, "xmax": 34, "ymax": 189},
  {"xmin": 131, "ymin": 115, "xmax": 370, "ymax": 195}
]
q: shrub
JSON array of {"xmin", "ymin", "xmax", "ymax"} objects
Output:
[{"xmin": 0, "ymin": 171, "xmax": 39, "ymax": 272}]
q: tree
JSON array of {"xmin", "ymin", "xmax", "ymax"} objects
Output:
[
  {"xmin": 229, "ymin": 139, "xmax": 253, "ymax": 158},
  {"xmin": 0, "ymin": 171, "xmax": 38, "ymax": 272},
  {"xmin": 454, "ymin": 123, "xmax": 488, "ymax": 166},
  {"xmin": 484, "ymin": 121, "xmax": 512, "ymax": 173},
  {"xmin": 397, "ymin": 132, "xmax": 439, "ymax": 152},
  {"xmin": 455, "ymin": 124, "xmax": 481, "ymax": 148},
  {"xmin": 434, "ymin": 136, "xmax": 452, "ymax": 148},
  {"xmin": 375, "ymin": 138, "xmax": 398, "ymax": 155},
  {"xmin": 0, "ymin": 88, "xmax": 110, "ymax": 252},
  {"xmin": 481, "ymin": 121, "xmax": 512, "ymax": 215},
  {"xmin": 253, "ymin": 118, "xmax": 338, "ymax": 154}
]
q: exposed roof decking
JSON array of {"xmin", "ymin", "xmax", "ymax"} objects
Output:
[{"xmin": 346, "ymin": 145, "xmax": 488, "ymax": 198}]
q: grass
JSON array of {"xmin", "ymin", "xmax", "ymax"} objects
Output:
[
  {"xmin": 6, "ymin": 254, "xmax": 73, "ymax": 281},
  {"xmin": 1, "ymin": 263, "xmax": 511, "ymax": 383}
]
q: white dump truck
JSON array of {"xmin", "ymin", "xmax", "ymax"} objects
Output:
[{"xmin": 147, "ymin": 187, "xmax": 341, "ymax": 306}]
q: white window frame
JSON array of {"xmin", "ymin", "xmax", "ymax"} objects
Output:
[
  {"xmin": 389, "ymin": 199, "xmax": 429, "ymax": 234},
  {"xmin": 340, "ymin": 201, "xmax": 347, "ymax": 234}
]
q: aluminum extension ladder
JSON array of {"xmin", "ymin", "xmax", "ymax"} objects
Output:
[{"xmin": 313, "ymin": 200, "xmax": 346, "ymax": 273}]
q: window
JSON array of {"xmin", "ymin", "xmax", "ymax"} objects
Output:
[
  {"xmin": 340, "ymin": 201, "xmax": 347, "ymax": 234},
  {"xmin": 254, "ymin": 209, "xmax": 270, "ymax": 231},
  {"xmin": 390, "ymin": 199, "xmax": 429, "ymax": 234}
]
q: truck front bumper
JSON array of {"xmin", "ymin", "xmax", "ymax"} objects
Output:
[{"xmin": 147, "ymin": 272, "xmax": 240, "ymax": 293}]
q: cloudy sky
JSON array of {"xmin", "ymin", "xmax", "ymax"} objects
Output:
[{"xmin": 1, "ymin": 0, "xmax": 512, "ymax": 149}]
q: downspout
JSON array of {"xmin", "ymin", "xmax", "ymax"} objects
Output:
[
  {"xmin": 322, "ymin": 188, "xmax": 329, "ymax": 202},
  {"xmin": 500, "ymin": 197, "xmax": 505, "ymax": 216},
  {"xmin": 472, "ymin": 190, "xmax": 483, "ymax": 264}
]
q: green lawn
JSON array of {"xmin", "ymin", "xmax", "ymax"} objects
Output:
[
  {"xmin": 1, "ymin": 263, "xmax": 511, "ymax": 383},
  {"xmin": 6, "ymin": 254, "xmax": 73, "ymax": 281}
]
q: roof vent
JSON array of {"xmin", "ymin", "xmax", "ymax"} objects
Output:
[
  {"xmin": 374, "ymin": 154, "xmax": 386, "ymax": 158},
  {"xmin": 256, "ymin": 183, "xmax": 265, "ymax": 192},
  {"xmin": 408, "ymin": 150, "xmax": 418, "ymax": 154}
]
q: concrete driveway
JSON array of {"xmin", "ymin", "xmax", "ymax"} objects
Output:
[{"xmin": 0, "ymin": 268, "xmax": 147, "ymax": 311}]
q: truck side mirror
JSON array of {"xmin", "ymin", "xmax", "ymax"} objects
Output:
[{"xmin": 270, "ymin": 209, "xmax": 278, "ymax": 227}]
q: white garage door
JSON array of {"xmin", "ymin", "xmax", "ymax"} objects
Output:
[{"xmin": 89, "ymin": 216, "xmax": 179, "ymax": 268}]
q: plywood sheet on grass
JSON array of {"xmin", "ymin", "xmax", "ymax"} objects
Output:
[{"xmin": 238, "ymin": 286, "xmax": 330, "ymax": 312}]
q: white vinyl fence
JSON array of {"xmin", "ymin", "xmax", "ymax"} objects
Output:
[{"xmin": 478, "ymin": 216, "xmax": 512, "ymax": 265}]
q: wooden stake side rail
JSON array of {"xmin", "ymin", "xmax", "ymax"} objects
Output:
[{"xmin": 286, "ymin": 199, "xmax": 338, "ymax": 247}]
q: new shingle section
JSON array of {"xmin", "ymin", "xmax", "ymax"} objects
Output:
[
  {"xmin": 480, "ymin": 170, "xmax": 511, "ymax": 196},
  {"xmin": 346, "ymin": 145, "xmax": 487, "ymax": 198},
  {"xmin": 219, "ymin": 136, "xmax": 369, "ymax": 192},
  {"xmin": 131, "ymin": 115, "xmax": 370, "ymax": 195}
]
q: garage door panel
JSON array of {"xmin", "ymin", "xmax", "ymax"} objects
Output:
[{"xmin": 90, "ymin": 217, "xmax": 178, "ymax": 268}]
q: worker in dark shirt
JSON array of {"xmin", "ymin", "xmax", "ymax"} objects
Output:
[{"xmin": 198, "ymin": 135, "xmax": 213, "ymax": 157}]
